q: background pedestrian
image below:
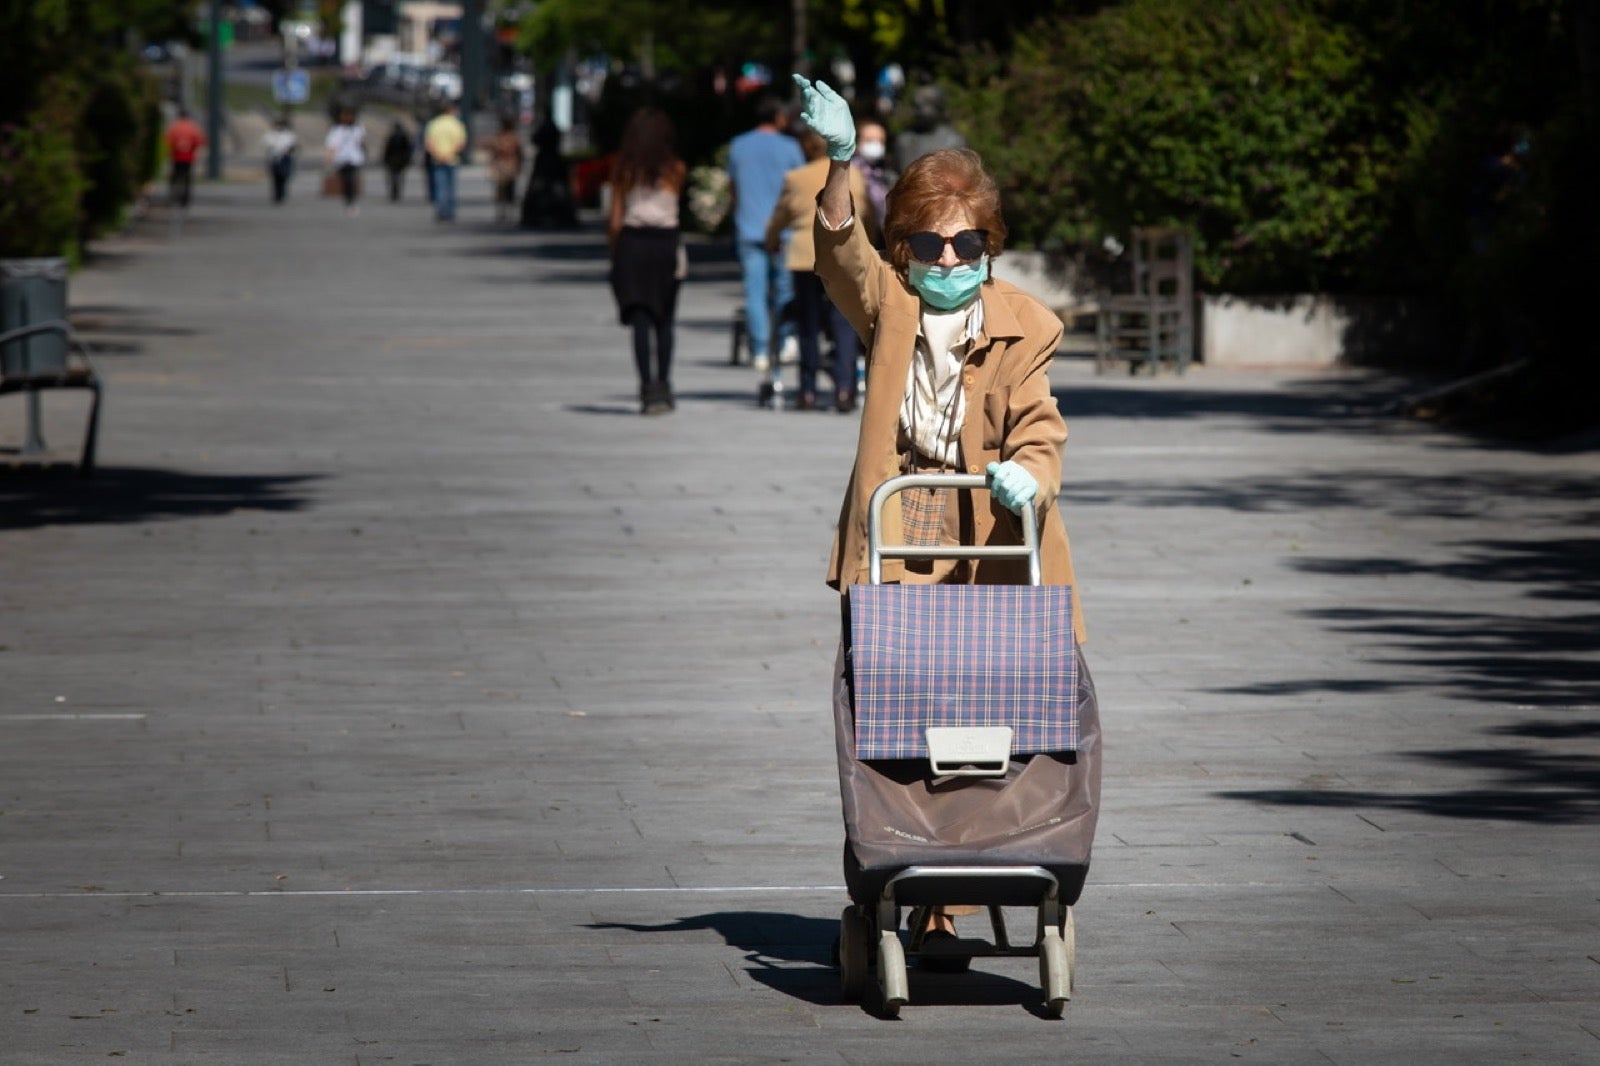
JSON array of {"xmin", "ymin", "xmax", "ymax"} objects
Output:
[
  {"xmin": 423, "ymin": 101, "xmax": 467, "ymax": 222},
  {"xmin": 893, "ymin": 84, "xmax": 966, "ymax": 172},
  {"xmin": 382, "ymin": 120, "xmax": 414, "ymax": 202},
  {"xmin": 263, "ymin": 115, "xmax": 297, "ymax": 205},
  {"xmin": 164, "ymin": 108, "xmax": 206, "ymax": 209},
  {"xmin": 852, "ymin": 119, "xmax": 893, "ymax": 246},
  {"xmin": 324, "ymin": 108, "xmax": 365, "ymax": 215},
  {"xmin": 727, "ymin": 95, "xmax": 804, "ymax": 407},
  {"xmin": 488, "ymin": 115, "xmax": 525, "ymax": 223},
  {"xmin": 607, "ymin": 108, "xmax": 686, "ymax": 415},
  {"xmin": 521, "ymin": 110, "xmax": 577, "ymax": 229},
  {"xmin": 765, "ymin": 126, "xmax": 869, "ymax": 412}
]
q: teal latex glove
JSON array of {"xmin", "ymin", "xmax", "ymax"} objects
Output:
[
  {"xmin": 792, "ymin": 74, "xmax": 856, "ymax": 162},
  {"xmin": 986, "ymin": 460, "xmax": 1038, "ymax": 515}
]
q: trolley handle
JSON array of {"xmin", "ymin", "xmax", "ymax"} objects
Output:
[{"xmin": 867, "ymin": 473, "xmax": 1041, "ymax": 586}]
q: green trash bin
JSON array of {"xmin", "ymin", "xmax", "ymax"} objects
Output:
[{"xmin": 0, "ymin": 257, "xmax": 69, "ymax": 376}]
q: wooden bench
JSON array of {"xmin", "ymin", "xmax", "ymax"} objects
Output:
[{"xmin": 0, "ymin": 319, "xmax": 103, "ymax": 475}]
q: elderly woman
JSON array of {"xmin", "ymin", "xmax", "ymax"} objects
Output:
[{"xmin": 795, "ymin": 76, "xmax": 1096, "ymax": 966}]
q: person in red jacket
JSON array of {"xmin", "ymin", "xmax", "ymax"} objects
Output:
[{"xmin": 165, "ymin": 109, "xmax": 206, "ymax": 209}]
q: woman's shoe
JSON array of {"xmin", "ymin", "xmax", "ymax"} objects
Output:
[
  {"xmin": 917, "ymin": 929, "xmax": 972, "ymax": 973},
  {"xmin": 641, "ymin": 382, "xmax": 672, "ymax": 415},
  {"xmin": 795, "ymin": 392, "xmax": 818, "ymax": 411},
  {"xmin": 835, "ymin": 390, "xmax": 857, "ymax": 414}
]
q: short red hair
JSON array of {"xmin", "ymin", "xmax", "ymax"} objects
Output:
[{"xmin": 882, "ymin": 148, "xmax": 1007, "ymax": 273}]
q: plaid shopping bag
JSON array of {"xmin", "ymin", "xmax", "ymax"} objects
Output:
[{"xmin": 846, "ymin": 583, "xmax": 1081, "ymax": 760}]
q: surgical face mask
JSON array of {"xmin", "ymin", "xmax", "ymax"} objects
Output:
[
  {"xmin": 858, "ymin": 140, "xmax": 886, "ymax": 163},
  {"xmin": 908, "ymin": 256, "xmax": 989, "ymax": 311}
]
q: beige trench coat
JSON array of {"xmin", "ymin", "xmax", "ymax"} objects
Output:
[{"xmin": 815, "ymin": 208, "xmax": 1087, "ymax": 644}]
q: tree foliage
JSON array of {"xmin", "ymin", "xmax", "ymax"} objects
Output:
[
  {"xmin": 941, "ymin": 0, "xmax": 1596, "ymax": 423},
  {"xmin": 946, "ymin": 0, "xmax": 1404, "ymax": 292},
  {"xmin": 0, "ymin": 0, "xmax": 181, "ymax": 258},
  {"xmin": 517, "ymin": 0, "xmax": 785, "ymax": 74}
]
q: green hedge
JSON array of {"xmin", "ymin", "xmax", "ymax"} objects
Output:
[
  {"xmin": 0, "ymin": 83, "xmax": 89, "ymax": 261},
  {"xmin": 0, "ymin": 2, "xmax": 169, "ymax": 261},
  {"xmin": 76, "ymin": 56, "xmax": 164, "ymax": 244}
]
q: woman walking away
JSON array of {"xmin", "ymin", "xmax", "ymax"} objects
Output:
[
  {"xmin": 607, "ymin": 108, "xmax": 686, "ymax": 415},
  {"xmin": 795, "ymin": 75, "xmax": 1099, "ymax": 967},
  {"xmin": 325, "ymin": 108, "xmax": 366, "ymax": 215}
]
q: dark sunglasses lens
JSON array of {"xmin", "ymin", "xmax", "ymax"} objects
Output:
[
  {"xmin": 951, "ymin": 230, "xmax": 987, "ymax": 260},
  {"xmin": 907, "ymin": 232, "xmax": 945, "ymax": 262}
]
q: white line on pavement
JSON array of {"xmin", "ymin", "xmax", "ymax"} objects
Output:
[
  {"xmin": 0, "ymin": 714, "xmax": 149, "ymax": 721},
  {"xmin": 0, "ymin": 882, "xmax": 1287, "ymax": 900}
]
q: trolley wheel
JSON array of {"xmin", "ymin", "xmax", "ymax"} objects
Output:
[
  {"xmin": 1040, "ymin": 930, "xmax": 1070, "ymax": 1017},
  {"xmin": 1063, "ymin": 906, "xmax": 1077, "ymax": 996},
  {"xmin": 876, "ymin": 932, "xmax": 908, "ymax": 1018},
  {"xmin": 839, "ymin": 906, "xmax": 869, "ymax": 1000}
]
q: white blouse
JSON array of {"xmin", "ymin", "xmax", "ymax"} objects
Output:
[
  {"xmin": 622, "ymin": 183, "xmax": 679, "ymax": 229},
  {"xmin": 901, "ymin": 300, "xmax": 982, "ymax": 467}
]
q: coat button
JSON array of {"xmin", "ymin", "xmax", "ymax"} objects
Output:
[
  {"xmin": 968, "ymin": 464, "xmax": 981, "ymax": 474},
  {"xmin": 963, "ymin": 374, "xmax": 975, "ymax": 386}
]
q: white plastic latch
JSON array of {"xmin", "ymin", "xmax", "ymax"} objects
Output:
[{"xmin": 925, "ymin": 726, "xmax": 1013, "ymax": 777}]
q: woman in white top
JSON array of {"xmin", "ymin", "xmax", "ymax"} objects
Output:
[
  {"xmin": 263, "ymin": 116, "xmax": 297, "ymax": 204},
  {"xmin": 324, "ymin": 108, "xmax": 366, "ymax": 213},
  {"xmin": 607, "ymin": 108, "xmax": 686, "ymax": 415}
]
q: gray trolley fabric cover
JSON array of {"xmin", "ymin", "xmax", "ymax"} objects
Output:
[{"xmin": 831, "ymin": 638, "xmax": 1102, "ymax": 907}]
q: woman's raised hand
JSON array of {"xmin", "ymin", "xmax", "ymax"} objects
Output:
[{"xmin": 793, "ymin": 75, "xmax": 856, "ymax": 162}]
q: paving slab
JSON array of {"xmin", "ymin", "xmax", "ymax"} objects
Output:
[{"xmin": 1, "ymin": 167, "xmax": 1597, "ymax": 1064}]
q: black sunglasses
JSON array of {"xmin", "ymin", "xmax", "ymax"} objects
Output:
[{"xmin": 906, "ymin": 229, "xmax": 989, "ymax": 264}]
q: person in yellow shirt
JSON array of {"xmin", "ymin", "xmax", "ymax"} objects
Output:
[{"xmin": 423, "ymin": 101, "xmax": 468, "ymax": 221}]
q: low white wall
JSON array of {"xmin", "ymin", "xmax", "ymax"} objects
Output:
[
  {"xmin": 994, "ymin": 250, "xmax": 1090, "ymax": 317},
  {"xmin": 1200, "ymin": 294, "xmax": 1349, "ymax": 367}
]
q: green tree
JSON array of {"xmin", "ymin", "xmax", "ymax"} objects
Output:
[
  {"xmin": 946, "ymin": 0, "xmax": 1403, "ymax": 292},
  {"xmin": 518, "ymin": 0, "xmax": 784, "ymax": 75}
]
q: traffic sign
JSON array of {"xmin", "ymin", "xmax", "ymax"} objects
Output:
[{"xmin": 272, "ymin": 69, "xmax": 310, "ymax": 105}]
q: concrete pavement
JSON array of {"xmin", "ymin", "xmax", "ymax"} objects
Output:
[{"xmin": 1, "ymin": 165, "xmax": 1597, "ymax": 1063}]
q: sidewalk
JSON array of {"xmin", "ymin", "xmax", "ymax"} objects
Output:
[{"xmin": 1, "ymin": 169, "xmax": 1597, "ymax": 1063}]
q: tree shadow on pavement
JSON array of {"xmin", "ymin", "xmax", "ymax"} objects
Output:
[
  {"xmin": 69, "ymin": 304, "xmax": 198, "ymax": 338},
  {"xmin": 0, "ymin": 465, "xmax": 320, "ymax": 530},
  {"xmin": 447, "ymin": 234, "xmax": 742, "ymax": 283},
  {"xmin": 1218, "ymin": 718, "xmax": 1600, "ymax": 823},
  {"xmin": 588, "ymin": 911, "xmax": 1044, "ymax": 1013},
  {"xmin": 1214, "ymin": 533, "xmax": 1600, "ymax": 710},
  {"xmin": 61, "ymin": 304, "xmax": 200, "ymax": 358},
  {"xmin": 564, "ymin": 388, "xmax": 769, "ymax": 415},
  {"xmin": 448, "ymin": 238, "xmax": 609, "ymax": 263},
  {"xmin": 1206, "ymin": 494, "xmax": 1600, "ymax": 823},
  {"xmin": 1054, "ymin": 374, "xmax": 1418, "ymax": 434},
  {"xmin": 1066, "ymin": 468, "xmax": 1598, "ymax": 520}
]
